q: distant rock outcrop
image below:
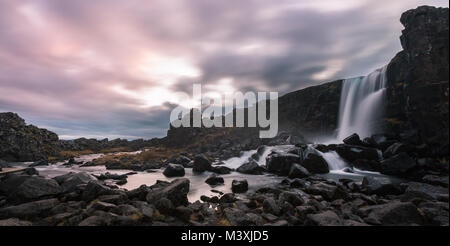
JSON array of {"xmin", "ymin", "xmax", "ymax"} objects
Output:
[{"xmin": 0, "ymin": 112, "xmax": 60, "ymax": 162}]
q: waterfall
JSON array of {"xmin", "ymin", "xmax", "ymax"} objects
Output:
[{"xmin": 336, "ymin": 66, "xmax": 388, "ymax": 141}]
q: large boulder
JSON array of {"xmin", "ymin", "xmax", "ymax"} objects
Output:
[
  {"xmin": 231, "ymin": 179, "xmax": 248, "ymax": 193},
  {"xmin": 288, "ymin": 163, "xmax": 310, "ymax": 179},
  {"xmin": 402, "ymin": 182, "xmax": 449, "ymax": 201},
  {"xmin": 0, "ymin": 198, "xmax": 59, "ymax": 219},
  {"xmin": 236, "ymin": 160, "xmax": 264, "ymax": 175},
  {"xmin": 299, "ymin": 152, "xmax": 329, "ymax": 174},
  {"xmin": 81, "ymin": 181, "xmax": 115, "ymax": 202},
  {"xmin": 192, "ymin": 154, "xmax": 212, "ymax": 173},
  {"xmin": 53, "ymin": 172, "xmax": 97, "ymax": 193},
  {"xmin": 335, "ymin": 145, "xmax": 380, "ymax": 162},
  {"xmin": 380, "ymin": 152, "xmax": 417, "ymax": 176},
  {"xmin": 361, "ymin": 201, "xmax": 424, "ymax": 225},
  {"xmin": 305, "ymin": 210, "xmax": 343, "ymax": 226},
  {"xmin": 306, "ymin": 182, "xmax": 348, "ymax": 201},
  {"xmin": 163, "ymin": 164, "xmax": 185, "ymax": 177},
  {"xmin": 146, "ymin": 178, "xmax": 190, "ymax": 207},
  {"xmin": 266, "ymin": 153, "xmax": 301, "ymax": 175},
  {"xmin": 0, "ymin": 175, "xmax": 62, "ymax": 204},
  {"xmin": 361, "ymin": 176, "xmax": 402, "ymax": 196},
  {"xmin": 343, "ymin": 133, "xmax": 362, "ymax": 146},
  {"xmin": 205, "ymin": 174, "xmax": 224, "ymax": 186}
]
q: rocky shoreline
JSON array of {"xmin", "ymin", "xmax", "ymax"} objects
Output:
[{"xmin": 0, "ymin": 131, "xmax": 448, "ymax": 226}]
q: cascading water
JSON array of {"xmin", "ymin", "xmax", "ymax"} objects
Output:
[{"xmin": 336, "ymin": 66, "xmax": 388, "ymax": 141}]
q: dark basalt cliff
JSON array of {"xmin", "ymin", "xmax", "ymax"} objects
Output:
[
  {"xmin": 385, "ymin": 6, "xmax": 449, "ymax": 156},
  {"xmin": 0, "ymin": 112, "xmax": 60, "ymax": 162}
]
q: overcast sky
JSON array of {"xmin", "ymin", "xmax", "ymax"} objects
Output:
[{"xmin": 0, "ymin": 0, "xmax": 448, "ymax": 139}]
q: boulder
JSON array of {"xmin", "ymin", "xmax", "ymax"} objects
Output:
[
  {"xmin": 361, "ymin": 176, "xmax": 403, "ymax": 196},
  {"xmin": 81, "ymin": 181, "xmax": 115, "ymax": 202},
  {"xmin": 146, "ymin": 178, "xmax": 190, "ymax": 207},
  {"xmin": 306, "ymin": 182, "xmax": 348, "ymax": 201},
  {"xmin": 380, "ymin": 152, "xmax": 417, "ymax": 176},
  {"xmin": 236, "ymin": 160, "xmax": 264, "ymax": 175},
  {"xmin": 362, "ymin": 201, "xmax": 423, "ymax": 225},
  {"xmin": 300, "ymin": 152, "xmax": 329, "ymax": 174},
  {"xmin": 192, "ymin": 154, "xmax": 212, "ymax": 173},
  {"xmin": 288, "ymin": 163, "xmax": 310, "ymax": 178},
  {"xmin": 54, "ymin": 172, "xmax": 97, "ymax": 193},
  {"xmin": 383, "ymin": 142, "xmax": 415, "ymax": 158},
  {"xmin": 210, "ymin": 165, "xmax": 233, "ymax": 174},
  {"xmin": 0, "ymin": 175, "xmax": 62, "ymax": 204},
  {"xmin": 422, "ymin": 175, "xmax": 449, "ymax": 188},
  {"xmin": 266, "ymin": 153, "xmax": 301, "ymax": 175},
  {"xmin": 262, "ymin": 197, "xmax": 280, "ymax": 215},
  {"xmin": 223, "ymin": 207, "xmax": 254, "ymax": 226},
  {"xmin": 0, "ymin": 218, "xmax": 32, "ymax": 226},
  {"xmin": 163, "ymin": 164, "xmax": 185, "ymax": 177},
  {"xmin": 335, "ymin": 145, "xmax": 380, "ymax": 162},
  {"xmin": 205, "ymin": 174, "xmax": 224, "ymax": 186},
  {"xmin": 305, "ymin": 210, "xmax": 343, "ymax": 226},
  {"xmin": 342, "ymin": 133, "xmax": 362, "ymax": 146},
  {"xmin": 279, "ymin": 191, "xmax": 304, "ymax": 206},
  {"xmin": 402, "ymin": 182, "xmax": 449, "ymax": 201},
  {"xmin": 231, "ymin": 179, "xmax": 248, "ymax": 193},
  {"xmin": 0, "ymin": 198, "xmax": 59, "ymax": 219}
]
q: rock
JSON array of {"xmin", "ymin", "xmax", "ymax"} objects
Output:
[
  {"xmin": 380, "ymin": 152, "xmax": 417, "ymax": 176},
  {"xmin": 205, "ymin": 174, "xmax": 224, "ymax": 186},
  {"xmin": 0, "ymin": 198, "xmax": 59, "ymax": 219},
  {"xmin": 262, "ymin": 197, "xmax": 280, "ymax": 215},
  {"xmin": 422, "ymin": 175, "xmax": 449, "ymax": 188},
  {"xmin": 306, "ymin": 182, "xmax": 348, "ymax": 201},
  {"xmin": 223, "ymin": 207, "xmax": 253, "ymax": 226},
  {"xmin": 78, "ymin": 214, "xmax": 114, "ymax": 226},
  {"xmin": 81, "ymin": 181, "xmax": 115, "ymax": 202},
  {"xmin": 192, "ymin": 154, "xmax": 212, "ymax": 173},
  {"xmin": 146, "ymin": 178, "xmax": 190, "ymax": 207},
  {"xmin": 163, "ymin": 164, "xmax": 185, "ymax": 177},
  {"xmin": 90, "ymin": 201, "xmax": 117, "ymax": 212},
  {"xmin": 0, "ymin": 112, "xmax": 60, "ymax": 162},
  {"xmin": 0, "ymin": 175, "xmax": 62, "ymax": 204},
  {"xmin": 352, "ymin": 159, "xmax": 381, "ymax": 172},
  {"xmin": 155, "ymin": 197, "xmax": 174, "ymax": 214},
  {"xmin": 343, "ymin": 133, "xmax": 362, "ymax": 146},
  {"xmin": 126, "ymin": 184, "xmax": 151, "ymax": 201},
  {"xmin": 305, "ymin": 210, "xmax": 342, "ymax": 226},
  {"xmin": 54, "ymin": 172, "xmax": 97, "ymax": 193},
  {"xmin": 94, "ymin": 172, "xmax": 127, "ymax": 180},
  {"xmin": 29, "ymin": 160, "xmax": 48, "ymax": 167},
  {"xmin": 98, "ymin": 194, "xmax": 127, "ymax": 205},
  {"xmin": 299, "ymin": 152, "xmax": 329, "ymax": 174},
  {"xmin": 231, "ymin": 179, "xmax": 248, "ymax": 193},
  {"xmin": 219, "ymin": 193, "xmax": 236, "ymax": 204},
  {"xmin": 383, "ymin": 142, "xmax": 414, "ymax": 158},
  {"xmin": 402, "ymin": 182, "xmax": 449, "ymax": 201},
  {"xmin": 362, "ymin": 201, "xmax": 423, "ymax": 225},
  {"xmin": 335, "ymin": 145, "xmax": 380, "ymax": 162},
  {"xmin": 295, "ymin": 206, "xmax": 317, "ymax": 220},
  {"xmin": 236, "ymin": 160, "xmax": 264, "ymax": 175},
  {"xmin": 288, "ymin": 163, "xmax": 310, "ymax": 178},
  {"xmin": 116, "ymin": 179, "xmax": 127, "ymax": 185},
  {"xmin": 418, "ymin": 201, "xmax": 449, "ymax": 226},
  {"xmin": 278, "ymin": 191, "xmax": 304, "ymax": 206},
  {"xmin": 361, "ymin": 176, "xmax": 403, "ymax": 196},
  {"xmin": 266, "ymin": 153, "xmax": 301, "ymax": 175},
  {"xmin": 210, "ymin": 166, "xmax": 233, "ymax": 174},
  {"xmin": 175, "ymin": 206, "xmax": 193, "ymax": 221},
  {"xmin": 174, "ymin": 155, "xmax": 191, "ymax": 166},
  {"xmin": 0, "ymin": 218, "xmax": 32, "ymax": 226}
]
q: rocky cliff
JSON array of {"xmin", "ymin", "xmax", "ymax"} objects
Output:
[
  {"xmin": 0, "ymin": 112, "xmax": 60, "ymax": 162},
  {"xmin": 385, "ymin": 6, "xmax": 449, "ymax": 156}
]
